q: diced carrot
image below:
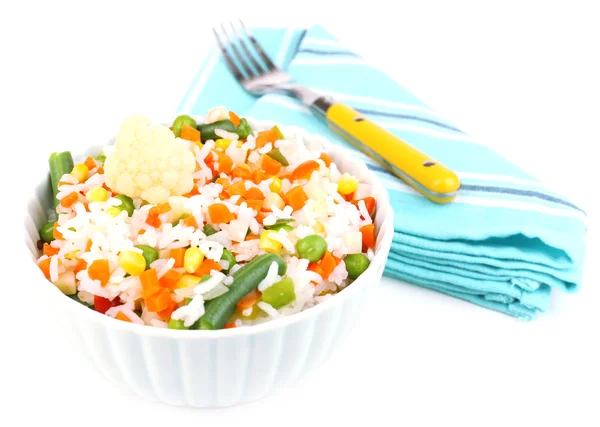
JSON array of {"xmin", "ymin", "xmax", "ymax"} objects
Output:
[
  {"xmin": 236, "ymin": 288, "xmax": 260, "ymax": 311},
  {"xmin": 138, "ymin": 229, "xmax": 146, "ymax": 235},
  {"xmin": 227, "ymin": 180, "xmax": 247, "ymax": 197},
  {"xmin": 84, "ymin": 156, "xmax": 97, "ymax": 170},
  {"xmin": 360, "ymin": 223, "xmax": 376, "ymax": 251},
  {"xmin": 228, "ymin": 111, "xmax": 241, "ymax": 127},
  {"xmin": 231, "ymin": 164, "xmax": 252, "ymax": 179},
  {"xmin": 157, "ymin": 300, "xmax": 179, "ymax": 322},
  {"xmin": 245, "ymin": 233, "xmax": 259, "ymax": 241},
  {"xmin": 82, "ymin": 201, "xmax": 90, "ymax": 212},
  {"xmin": 74, "ymin": 259, "xmax": 87, "ymax": 274},
  {"xmin": 115, "ymin": 311, "xmax": 132, "ymax": 322},
  {"xmin": 146, "ymin": 290, "xmax": 175, "ymax": 313},
  {"xmin": 261, "ymin": 154, "xmax": 282, "ymax": 175},
  {"xmin": 183, "ymin": 184, "xmax": 200, "ymax": 198},
  {"xmin": 359, "ymin": 197, "xmax": 376, "ymax": 217},
  {"xmin": 88, "ymin": 259, "xmax": 110, "ymax": 286},
  {"xmin": 251, "ymin": 169, "xmax": 268, "ymax": 184},
  {"xmin": 85, "ymin": 239, "xmax": 93, "ymax": 252},
  {"xmin": 255, "ymin": 129, "xmax": 279, "ymax": 148},
  {"xmin": 215, "ymin": 177, "xmax": 231, "ymax": 189},
  {"xmin": 244, "ymin": 187, "xmax": 265, "ymax": 201},
  {"xmin": 194, "ymin": 259, "xmax": 223, "ymax": 277},
  {"xmin": 97, "ymin": 166, "xmax": 104, "ymax": 174},
  {"xmin": 170, "ymin": 248, "xmax": 185, "ymax": 268},
  {"xmin": 320, "ymin": 251, "xmax": 339, "ymax": 279},
  {"xmin": 245, "ymin": 200, "xmax": 263, "ymax": 212},
  {"xmin": 319, "ymin": 153, "xmax": 333, "ymax": 167},
  {"xmin": 146, "ymin": 209, "xmax": 161, "ymax": 227},
  {"xmin": 218, "ymin": 153, "xmax": 234, "ymax": 174},
  {"xmin": 208, "ymin": 203, "xmax": 234, "ymax": 224},
  {"xmin": 285, "ymin": 186, "xmax": 309, "ymax": 210},
  {"xmin": 140, "ymin": 268, "xmax": 162, "ymax": 298},
  {"xmin": 235, "ymin": 197, "xmax": 246, "ymax": 206},
  {"xmin": 43, "ymin": 243, "xmax": 59, "ymax": 257},
  {"xmin": 255, "ymin": 211, "xmax": 265, "ymax": 224},
  {"xmin": 38, "ymin": 258, "xmax": 51, "ymax": 279},
  {"xmin": 224, "ymin": 323, "xmax": 237, "ymax": 329},
  {"xmin": 180, "ymin": 124, "xmax": 201, "ymax": 142},
  {"xmin": 181, "ymin": 215, "xmax": 199, "ymax": 229},
  {"xmin": 60, "ymin": 192, "xmax": 79, "ymax": 208},
  {"xmin": 157, "ymin": 203, "xmax": 171, "ymax": 214},
  {"xmin": 292, "ymin": 160, "xmax": 320, "ymax": 181},
  {"xmin": 159, "ymin": 269, "xmax": 182, "ymax": 289},
  {"xmin": 308, "ymin": 263, "xmax": 325, "ymax": 283}
]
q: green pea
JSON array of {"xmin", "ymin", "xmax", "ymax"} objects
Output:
[
  {"xmin": 40, "ymin": 222, "xmax": 55, "ymax": 243},
  {"xmin": 114, "ymin": 194, "xmax": 134, "ymax": 217},
  {"xmin": 296, "ymin": 235, "xmax": 327, "ymax": 262},
  {"xmin": 172, "ymin": 115, "xmax": 197, "ymax": 137},
  {"xmin": 135, "ymin": 245, "xmax": 158, "ymax": 269},
  {"xmin": 168, "ymin": 319, "xmax": 187, "ymax": 330},
  {"xmin": 344, "ymin": 254, "xmax": 370, "ymax": 280}
]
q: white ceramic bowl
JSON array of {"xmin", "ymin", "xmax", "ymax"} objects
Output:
[{"xmin": 23, "ymin": 117, "xmax": 394, "ymax": 408}]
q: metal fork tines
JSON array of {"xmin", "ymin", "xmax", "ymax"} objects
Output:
[{"xmin": 212, "ymin": 21, "xmax": 293, "ymax": 94}]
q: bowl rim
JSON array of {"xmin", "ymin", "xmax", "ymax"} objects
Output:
[{"xmin": 24, "ymin": 115, "xmax": 395, "ymax": 339}]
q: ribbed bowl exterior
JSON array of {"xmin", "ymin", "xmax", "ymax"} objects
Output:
[{"xmin": 23, "ymin": 118, "xmax": 394, "ymax": 408}]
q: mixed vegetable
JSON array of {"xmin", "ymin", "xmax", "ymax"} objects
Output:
[{"xmin": 36, "ymin": 108, "xmax": 378, "ymax": 330}]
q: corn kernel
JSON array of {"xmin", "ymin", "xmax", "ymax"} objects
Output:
[
  {"xmin": 86, "ymin": 186, "xmax": 109, "ymax": 202},
  {"xmin": 337, "ymin": 173, "xmax": 358, "ymax": 195},
  {"xmin": 118, "ymin": 250, "xmax": 146, "ymax": 276},
  {"xmin": 176, "ymin": 273, "xmax": 202, "ymax": 289},
  {"xmin": 184, "ymin": 246, "xmax": 204, "ymax": 273},
  {"xmin": 260, "ymin": 230, "xmax": 283, "ymax": 253},
  {"xmin": 215, "ymin": 139, "xmax": 232, "ymax": 151},
  {"xmin": 106, "ymin": 207, "xmax": 121, "ymax": 217},
  {"xmin": 313, "ymin": 221, "xmax": 325, "ymax": 233},
  {"xmin": 263, "ymin": 192, "xmax": 285, "ymax": 211},
  {"xmin": 71, "ymin": 164, "xmax": 89, "ymax": 183},
  {"xmin": 269, "ymin": 176, "xmax": 282, "ymax": 193},
  {"xmin": 64, "ymin": 250, "xmax": 79, "ymax": 260}
]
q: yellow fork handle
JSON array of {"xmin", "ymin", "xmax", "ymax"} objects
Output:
[{"xmin": 316, "ymin": 101, "xmax": 461, "ymax": 203}]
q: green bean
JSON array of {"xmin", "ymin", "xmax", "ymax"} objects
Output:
[
  {"xmin": 220, "ymin": 249, "xmax": 236, "ymax": 274},
  {"xmin": 266, "ymin": 147, "xmax": 289, "ymax": 166},
  {"xmin": 114, "ymin": 194, "xmax": 134, "ymax": 217},
  {"xmin": 92, "ymin": 154, "xmax": 106, "ymax": 163},
  {"xmin": 172, "ymin": 115, "xmax": 197, "ymax": 138},
  {"xmin": 168, "ymin": 319, "xmax": 187, "ymax": 330},
  {"xmin": 135, "ymin": 245, "xmax": 158, "ymax": 269},
  {"xmin": 296, "ymin": 235, "xmax": 327, "ymax": 262},
  {"xmin": 267, "ymin": 224, "xmax": 293, "ymax": 232},
  {"xmin": 344, "ymin": 254, "xmax": 370, "ymax": 280},
  {"xmin": 40, "ymin": 222, "xmax": 55, "ymax": 243},
  {"xmin": 197, "ymin": 253, "xmax": 286, "ymax": 330},
  {"xmin": 203, "ymin": 223, "xmax": 218, "ymax": 236},
  {"xmin": 196, "ymin": 118, "xmax": 252, "ymax": 141},
  {"xmin": 260, "ymin": 277, "xmax": 295, "ymax": 309},
  {"xmin": 49, "ymin": 151, "xmax": 74, "ymax": 209}
]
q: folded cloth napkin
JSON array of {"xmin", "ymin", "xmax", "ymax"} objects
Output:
[{"xmin": 177, "ymin": 25, "xmax": 587, "ymax": 320}]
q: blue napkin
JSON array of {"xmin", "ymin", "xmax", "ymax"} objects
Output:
[{"xmin": 177, "ymin": 25, "xmax": 587, "ymax": 320}]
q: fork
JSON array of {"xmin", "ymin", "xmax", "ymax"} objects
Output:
[{"xmin": 213, "ymin": 21, "xmax": 461, "ymax": 203}]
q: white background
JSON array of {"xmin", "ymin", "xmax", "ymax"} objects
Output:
[{"xmin": 2, "ymin": 1, "xmax": 599, "ymax": 426}]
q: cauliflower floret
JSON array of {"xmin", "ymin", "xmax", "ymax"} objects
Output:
[{"xmin": 104, "ymin": 115, "xmax": 196, "ymax": 204}]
